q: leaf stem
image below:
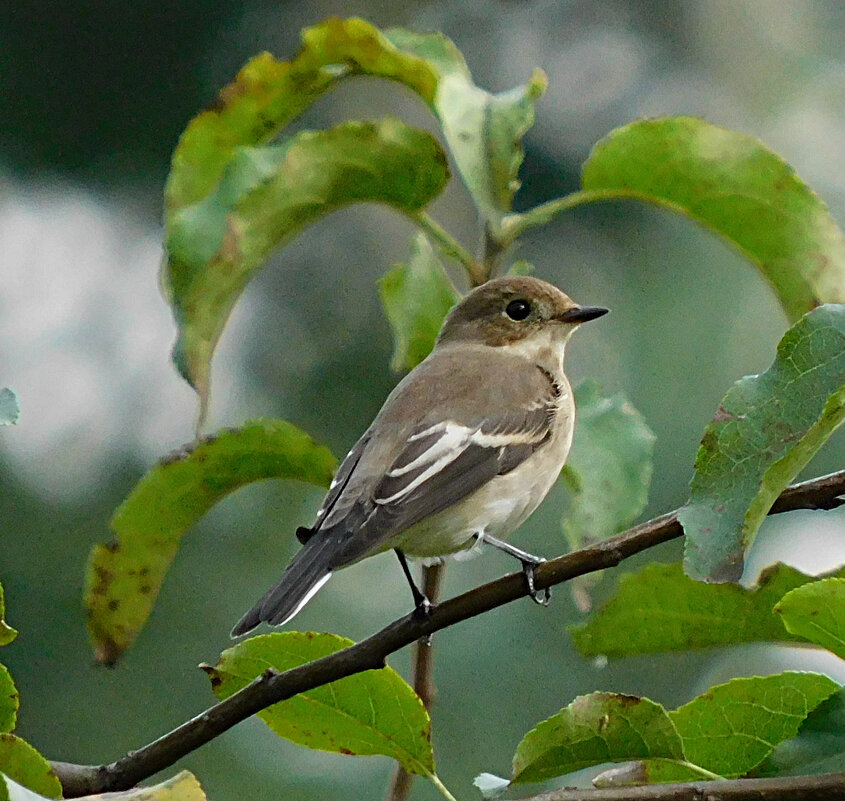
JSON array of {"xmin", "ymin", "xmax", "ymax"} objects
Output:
[
  {"xmin": 499, "ymin": 188, "xmax": 678, "ymax": 248},
  {"xmin": 429, "ymin": 772, "xmax": 459, "ymax": 801},
  {"xmin": 413, "ymin": 212, "xmax": 485, "ymax": 287},
  {"xmin": 676, "ymin": 761, "xmax": 724, "ymax": 781}
]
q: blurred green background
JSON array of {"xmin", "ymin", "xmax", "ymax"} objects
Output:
[{"xmin": 2, "ymin": 1, "xmax": 845, "ymax": 799}]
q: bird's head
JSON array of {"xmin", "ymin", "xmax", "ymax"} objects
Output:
[{"xmin": 436, "ymin": 276, "xmax": 608, "ymax": 357}]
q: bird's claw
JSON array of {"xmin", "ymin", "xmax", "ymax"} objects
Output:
[{"xmin": 523, "ymin": 559, "xmax": 551, "ymax": 606}]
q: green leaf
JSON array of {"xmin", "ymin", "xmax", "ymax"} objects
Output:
[
  {"xmin": 378, "ymin": 233, "xmax": 459, "ymax": 372},
  {"xmin": 386, "ymin": 28, "xmax": 546, "ymax": 228},
  {"xmin": 0, "ymin": 735, "xmax": 62, "ymax": 798},
  {"xmin": 757, "ymin": 688, "xmax": 845, "ymax": 777},
  {"xmin": 165, "ymin": 117, "xmax": 449, "ymax": 409},
  {"xmin": 0, "ymin": 390, "xmax": 18, "ymax": 427},
  {"xmin": 511, "ymin": 692, "xmax": 683, "ymax": 785},
  {"xmin": 669, "ymin": 672, "xmax": 839, "ymax": 778},
  {"xmin": 165, "ymin": 17, "xmax": 439, "ymax": 215},
  {"xmin": 84, "ymin": 419, "xmax": 336, "ymax": 664},
  {"xmin": 505, "ymin": 117, "xmax": 845, "ymax": 319},
  {"xmin": 680, "ymin": 304, "xmax": 845, "ymax": 582},
  {"xmin": 203, "ymin": 632, "xmax": 434, "ymax": 776},
  {"xmin": 562, "ymin": 381, "xmax": 655, "ymax": 609},
  {"xmin": 0, "ymin": 667, "xmax": 17, "ymax": 734},
  {"xmin": 775, "ymin": 577, "xmax": 845, "ymax": 658},
  {"xmin": 0, "ymin": 584, "xmax": 16, "ymax": 647},
  {"xmin": 570, "ymin": 562, "xmax": 845, "ymax": 659}
]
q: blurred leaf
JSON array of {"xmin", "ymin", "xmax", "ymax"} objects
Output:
[
  {"xmin": 0, "ymin": 391, "xmax": 18, "ymax": 427},
  {"xmin": 510, "ymin": 693, "xmax": 683, "ymax": 785},
  {"xmin": 669, "ymin": 672, "xmax": 839, "ymax": 778},
  {"xmin": 1, "ymin": 770, "xmax": 206, "ymax": 801},
  {"xmin": 165, "ymin": 17, "xmax": 439, "ymax": 214},
  {"xmin": 0, "ymin": 667, "xmax": 17, "ymax": 734},
  {"xmin": 378, "ymin": 233, "xmax": 459, "ymax": 372},
  {"xmin": 0, "ymin": 584, "xmax": 16, "ymax": 647},
  {"xmin": 757, "ymin": 688, "xmax": 845, "ymax": 777},
  {"xmin": 85, "ymin": 419, "xmax": 337, "ymax": 664},
  {"xmin": 165, "ymin": 118, "xmax": 449, "ymax": 410},
  {"xmin": 680, "ymin": 304, "xmax": 845, "ymax": 582},
  {"xmin": 505, "ymin": 117, "xmax": 845, "ymax": 319},
  {"xmin": 507, "ymin": 260, "xmax": 534, "ymax": 276},
  {"xmin": 562, "ymin": 381, "xmax": 655, "ymax": 610},
  {"xmin": 775, "ymin": 577, "xmax": 845, "ymax": 658},
  {"xmin": 386, "ymin": 28, "xmax": 546, "ymax": 227},
  {"xmin": 0, "ymin": 736, "xmax": 61, "ymax": 798},
  {"xmin": 570, "ymin": 562, "xmax": 844, "ymax": 659},
  {"xmin": 473, "ymin": 773, "xmax": 509, "ymax": 798},
  {"xmin": 203, "ymin": 632, "xmax": 434, "ymax": 776}
]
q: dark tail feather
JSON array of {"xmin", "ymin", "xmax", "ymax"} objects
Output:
[{"xmin": 231, "ymin": 535, "xmax": 338, "ymax": 637}]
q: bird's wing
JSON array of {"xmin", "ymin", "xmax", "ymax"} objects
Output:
[{"xmin": 314, "ymin": 355, "xmax": 564, "ymax": 567}]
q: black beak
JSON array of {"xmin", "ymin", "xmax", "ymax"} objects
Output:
[{"xmin": 560, "ymin": 305, "xmax": 609, "ymax": 324}]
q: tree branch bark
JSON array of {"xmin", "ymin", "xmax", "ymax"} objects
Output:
[
  {"xmin": 52, "ymin": 469, "xmax": 845, "ymax": 798},
  {"xmin": 510, "ymin": 771, "xmax": 845, "ymax": 800}
]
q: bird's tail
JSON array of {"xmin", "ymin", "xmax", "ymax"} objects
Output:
[{"xmin": 230, "ymin": 534, "xmax": 339, "ymax": 637}]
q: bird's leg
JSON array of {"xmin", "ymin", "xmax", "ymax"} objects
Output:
[
  {"xmin": 480, "ymin": 534, "xmax": 551, "ymax": 606},
  {"xmin": 395, "ymin": 549, "xmax": 432, "ymax": 617}
]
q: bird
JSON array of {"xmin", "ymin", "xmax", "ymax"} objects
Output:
[{"xmin": 231, "ymin": 275, "xmax": 608, "ymax": 636}]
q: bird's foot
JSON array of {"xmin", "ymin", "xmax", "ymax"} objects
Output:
[{"xmin": 522, "ymin": 558, "xmax": 551, "ymax": 606}]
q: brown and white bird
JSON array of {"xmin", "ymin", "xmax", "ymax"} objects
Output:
[{"xmin": 232, "ymin": 276, "xmax": 607, "ymax": 636}]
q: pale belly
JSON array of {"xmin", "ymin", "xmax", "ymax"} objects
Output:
[{"xmin": 389, "ymin": 421, "xmax": 574, "ymax": 559}]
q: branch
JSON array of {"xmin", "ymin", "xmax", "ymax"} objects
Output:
[
  {"xmin": 53, "ymin": 469, "xmax": 845, "ymax": 797},
  {"xmin": 387, "ymin": 562, "xmax": 446, "ymax": 801},
  {"xmin": 510, "ymin": 771, "xmax": 845, "ymax": 800}
]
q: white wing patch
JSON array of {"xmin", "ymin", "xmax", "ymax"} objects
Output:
[{"xmin": 378, "ymin": 423, "xmax": 472, "ymax": 504}]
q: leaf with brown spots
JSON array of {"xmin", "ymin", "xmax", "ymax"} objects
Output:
[
  {"xmin": 0, "ymin": 667, "xmax": 17, "ymax": 734},
  {"xmin": 0, "ymin": 734, "xmax": 62, "ymax": 798},
  {"xmin": 164, "ymin": 117, "xmax": 449, "ymax": 417},
  {"xmin": 84, "ymin": 419, "xmax": 337, "ymax": 664},
  {"xmin": 775, "ymin": 577, "xmax": 845, "ymax": 659},
  {"xmin": 0, "ymin": 583, "xmax": 16, "ymax": 647},
  {"xmin": 680, "ymin": 304, "xmax": 845, "ymax": 581},
  {"xmin": 510, "ymin": 692, "xmax": 683, "ymax": 785},
  {"xmin": 203, "ymin": 632, "xmax": 434, "ymax": 776}
]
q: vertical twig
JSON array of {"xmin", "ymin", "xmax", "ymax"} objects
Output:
[{"xmin": 386, "ymin": 562, "xmax": 446, "ymax": 801}]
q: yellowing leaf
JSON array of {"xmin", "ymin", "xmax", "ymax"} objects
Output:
[
  {"xmin": 0, "ymin": 735, "xmax": 61, "ymax": 799},
  {"xmin": 165, "ymin": 118, "xmax": 449, "ymax": 409},
  {"xmin": 85, "ymin": 420, "xmax": 336, "ymax": 664}
]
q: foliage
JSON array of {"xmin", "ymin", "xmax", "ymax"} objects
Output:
[
  {"xmin": 3, "ymin": 13, "xmax": 845, "ymax": 801},
  {"xmin": 84, "ymin": 419, "xmax": 336, "ymax": 664},
  {"xmin": 204, "ymin": 633, "xmax": 436, "ymax": 777}
]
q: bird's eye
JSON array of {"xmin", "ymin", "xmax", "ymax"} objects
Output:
[{"xmin": 505, "ymin": 299, "xmax": 531, "ymax": 321}]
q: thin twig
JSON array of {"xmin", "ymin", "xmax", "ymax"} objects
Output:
[
  {"xmin": 387, "ymin": 563, "xmax": 446, "ymax": 801},
  {"xmin": 52, "ymin": 469, "xmax": 845, "ymax": 798},
  {"xmin": 509, "ymin": 771, "xmax": 845, "ymax": 800},
  {"xmin": 413, "ymin": 211, "xmax": 486, "ymax": 286}
]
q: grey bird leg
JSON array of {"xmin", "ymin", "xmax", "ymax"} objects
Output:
[
  {"xmin": 395, "ymin": 549, "xmax": 432, "ymax": 617},
  {"xmin": 480, "ymin": 534, "xmax": 551, "ymax": 606}
]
